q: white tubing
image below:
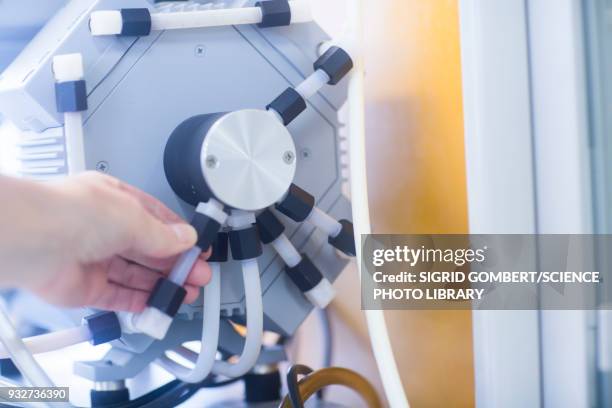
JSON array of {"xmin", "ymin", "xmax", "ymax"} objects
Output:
[
  {"xmin": 157, "ymin": 263, "xmax": 221, "ymax": 383},
  {"xmin": 345, "ymin": 1, "xmax": 410, "ymax": 405},
  {"xmin": 52, "ymin": 54, "xmax": 86, "ymax": 175},
  {"xmin": 0, "ymin": 306, "xmax": 54, "ymax": 388},
  {"xmin": 307, "ymin": 206, "xmax": 342, "ymax": 237},
  {"xmin": 63, "ymin": 112, "xmax": 86, "ymax": 174},
  {"xmin": 132, "ymin": 200, "xmax": 227, "ymax": 340},
  {"xmin": 168, "ymin": 246, "xmax": 203, "ymax": 285},
  {"xmin": 0, "ymin": 325, "xmax": 91, "ymax": 359},
  {"xmin": 150, "ymin": 7, "xmax": 262, "ymax": 31},
  {"xmin": 89, "ymin": 1, "xmax": 312, "ymax": 36},
  {"xmin": 212, "ymin": 259, "xmax": 263, "ymax": 377},
  {"xmin": 150, "ymin": 1, "xmax": 312, "ymax": 30},
  {"xmin": 295, "ymin": 69, "xmax": 330, "ymax": 100},
  {"xmin": 271, "ymin": 234, "xmax": 301, "ymax": 268}
]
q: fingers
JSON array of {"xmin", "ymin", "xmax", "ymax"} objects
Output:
[
  {"xmin": 58, "ymin": 172, "xmax": 197, "ymax": 263},
  {"xmin": 107, "ymin": 257, "xmax": 160, "ymax": 291},
  {"xmin": 184, "ymin": 285, "xmax": 203, "ymax": 304},
  {"xmin": 121, "ymin": 200, "xmax": 197, "ymax": 259},
  {"xmin": 77, "ymin": 172, "xmax": 184, "ymax": 223},
  {"xmin": 89, "ymin": 280, "xmax": 150, "ymax": 313},
  {"xmin": 109, "ymin": 256, "xmax": 211, "ymax": 288},
  {"xmin": 105, "ymin": 256, "xmax": 211, "ymax": 305},
  {"xmin": 119, "ymin": 251, "xmax": 178, "ymax": 272},
  {"xmin": 185, "ymin": 257, "xmax": 212, "ymax": 287},
  {"xmin": 115, "ymin": 180, "xmax": 184, "ymax": 224}
]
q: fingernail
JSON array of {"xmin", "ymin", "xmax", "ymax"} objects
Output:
[{"xmin": 172, "ymin": 224, "xmax": 197, "ymax": 244}]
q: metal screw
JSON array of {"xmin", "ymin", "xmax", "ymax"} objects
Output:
[
  {"xmin": 96, "ymin": 161, "xmax": 109, "ymax": 173},
  {"xmin": 205, "ymin": 155, "xmax": 219, "ymax": 169},
  {"xmin": 283, "ymin": 151, "xmax": 295, "ymax": 164},
  {"xmin": 194, "ymin": 44, "xmax": 206, "ymax": 57}
]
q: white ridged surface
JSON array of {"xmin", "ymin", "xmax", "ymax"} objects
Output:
[{"xmin": 15, "ymin": 127, "xmax": 66, "ymax": 180}]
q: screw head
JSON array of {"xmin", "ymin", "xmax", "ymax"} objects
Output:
[
  {"xmin": 283, "ymin": 151, "xmax": 295, "ymax": 164},
  {"xmin": 96, "ymin": 161, "xmax": 109, "ymax": 173},
  {"xmin": 194, "ymin": 44, "xmax": 206, "ymax": 57},
  {"xmin": 205, "ymin": 155, "xmax": 219, "ymax": 169}
]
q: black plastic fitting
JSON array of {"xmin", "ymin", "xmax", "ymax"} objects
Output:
[
  {"xmin": 229, "ymin": 225, "xmax": 262, "ymax": 260},
  {"xmin": 90, "ymin": 388, "xmax": 130, "ymax": 407},
  {"xmin": 83, "ymin": 311, "xmax": 122, "ymax": 346},
  {"xmin": 285, "ymin": 254, "xmax": 323, "ymax": 292},
  {"xmin": 256, "ymin": 0, "xmax": 291, "ymax": 27},
  {"xmin": 209, "ymin": 232, "xmax": 229, "ymax": 262},
  {"xmin": 146, "ymin": 278, "xmax": 187, "ymax": 317},
  {"xmin": 275, "ymin": 184, "xmax": 314, "ymax": 222},
  {"xmin": 256, "ymin": 209, "xmax": 285, "ymax": 244},
  {"xmin": 244, "ymin": 370, "xmax": 282, "ymax": 403},
  {"xmin": 0, "ymin": 359, "xmax": 19, "ymax": 378},
  {"xmin": 266, "ymin": 88, "xmax": 306, "ymax": 126},
  {"xmin": 191, "ymin": 212, "xmax": 222, "ymax": 250},
  {"xmin": 55, "ymin": 80, "xmax": 87, "ymax": 113},
  {"xmin": 313, "ymin": 46, "xmax": 354, "ymax": 85},
  {"xmin": 120, "ymin": 8, "xmax": 152, "ymax": 36},
  {"xmin": 328, "ymin": 219, "xmax": 356, "ymax": 256}
]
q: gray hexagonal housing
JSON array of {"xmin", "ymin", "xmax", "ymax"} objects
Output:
[{"xmin": 0, "ymin": 0, "xmax": 353, "ymax": 381}]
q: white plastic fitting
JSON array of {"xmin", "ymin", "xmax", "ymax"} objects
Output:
[
  {"xmin": 307, "ymin": 206, "xmax": 343, "ymax": 237},
  {"xmin": 88, "ymin": 10, "xmax": 122, "ymax": 36},
  {"xmin": 304, "ymin": 278, "xmax": 336, "ymax": 309},
  {"xmin": 133, "ymin": 306, "xmax": 173, "ymax": 341},
  {"xmin": 196, "ymin": 198, "xmax": 228, "ymax": 225},
  {"xmin": 295, "ymin": 69, "xmax": 330, "ymax": 100},
  {"xmin": 271, "ymin": 234, "xmax": 301, "ymax": 267},
  {"xmin": 227, "ymin": 209, "xmax": 256, "ymax": 229},
  {"xmin": 51, "ymin": 54, "xmax": 84, "ymax": 83}
]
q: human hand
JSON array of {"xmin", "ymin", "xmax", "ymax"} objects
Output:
[{"xmin": 0, "ymin": 172, "xmax": 210, "ymax": 312}]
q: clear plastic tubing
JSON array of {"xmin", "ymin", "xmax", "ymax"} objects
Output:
[{"xmin": 168, "ymin": 246, "xmax": 203, "ymax": 286}]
